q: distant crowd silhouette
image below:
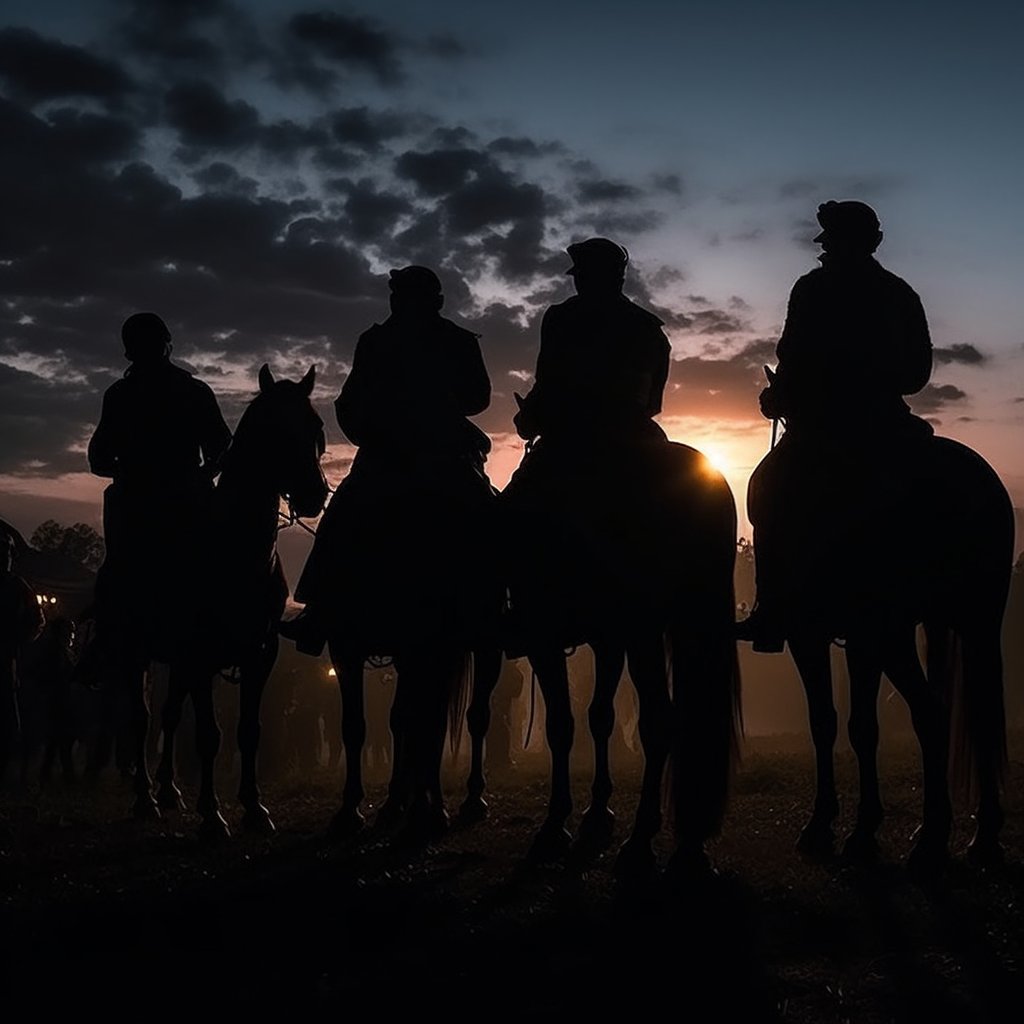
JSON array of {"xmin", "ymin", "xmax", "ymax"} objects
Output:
[{"xmin": 0, "ymin": 201, "xmax": 1013, "ymax": 876}]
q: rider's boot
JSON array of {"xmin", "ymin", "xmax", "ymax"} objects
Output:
[{"xmin": 278, "ymin": 607, "xmax": 327, "ymax": 656}]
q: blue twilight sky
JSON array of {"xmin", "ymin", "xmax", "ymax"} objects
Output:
[{"xmin": 0, "ymin": 0, "xmax": 1021, "ymax": 543}]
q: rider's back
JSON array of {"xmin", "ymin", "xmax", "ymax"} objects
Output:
[
  {"xmin": 772, "ymin": 256, "xmax": 932, "ymax": 440},
  {"xmin": 88, "ymin": 362, "xmax": 229, "ymax": 491}
]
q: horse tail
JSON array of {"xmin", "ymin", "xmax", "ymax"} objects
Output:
[
  {"xmin": 930, "ymin": 619, "xmax": 1007, "ymax": 806},
  {"xmin": 668, "ymin": 556, "xmax": 743, "ymax": 842}
]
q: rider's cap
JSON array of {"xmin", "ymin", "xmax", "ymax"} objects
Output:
[
  {"xmin": 121, "ymin": 312, "xmax": 171, "ymax": 361},
  {"xmin": 388, "ymin": 265, "xmax": 442, "ymax": 296},
  {"xmin": 813, "ymin": 200, "xmax": 881, "ymax": 243},
  {"xmin": 565, "ymin": 237, "xmax": 629, "ymax": 276}
]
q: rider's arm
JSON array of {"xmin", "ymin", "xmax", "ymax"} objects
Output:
[
  {"xmin": 895, "ymin": 287, "xmax": 932, "ymax": 396},
  {"xmin": 87, "ymin": 387, "xmax": 121, "ymax": 478},
  {"xmin": 197, "ymin": 382, "xmax": 232, "ymax": 477},
  {"xmin": 513, "ymin": 306, "xmax": 563, "ymax": 440},
  {"xmin": 450, "ymin": 331, "xmax": 490, "ymax": 418},
  {"xmin": 645, "ymin": 330, "xmax": 671, "ymax": 418}
]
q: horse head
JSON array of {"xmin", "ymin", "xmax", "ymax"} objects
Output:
[{"xmin": 227, "ymin": 364, "xmax": 329, "ymax": 519}]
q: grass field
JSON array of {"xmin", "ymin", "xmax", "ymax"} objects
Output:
[{"xmin": 1, "ymin": 733, "xmax": 1021, "ymax": 1021}]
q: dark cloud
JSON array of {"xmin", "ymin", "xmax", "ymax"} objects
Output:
[
  {"xmin": 288, "ymin": 11, "xmax": 404, "ymax": 86},
  {"xmin": 487, "ymin": 136, "xmax": 563, "ymax": 158},
  {"xmin": 908, "ymin": 382, "xmax": 968, "ymax": 414},
  {"xmin": 339, "ymin": 180, "xmax": 414, "ymax": 241},
  {"xmin": 933, "ymin": 342, "xmax": 986, "ymax": 365},
  {"xmin": 0, "ymin": 27, "xmax": 136, "ymax": 103},
  {"xmin": 115, "ymin": 0, "xmax": 264, "ymax": 78},
  {"xmin": 394, "ymin": 147, "xmax": 488, "ymax": 196},
  {"xmin": 0, "ymin": 361, "xmax": 96, "ymax": 475},
  {"xmin": 165, "ymin": 80, "xmax": 261, "ymax": 150},
  {"xmin": 330, "ymin": 106, "xmax": 413, "ymax": 151},
  {"xmin": 577, "ymin": 179, "xmax": 641, "ymax": 204},
  {"xmin": 665, "ymin": 339, "xmax": 776, "ymax": 421},
  {"xmin": 0, "ymin": 8, "xmax": 689, "ymax": 480}
]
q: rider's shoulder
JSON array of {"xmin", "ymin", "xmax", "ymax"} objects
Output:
[{"xmin": 621, "ymin": 295, "xmax": 665, "ymax": 329}]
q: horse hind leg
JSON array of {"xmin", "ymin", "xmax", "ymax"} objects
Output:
[
  {"xmin": 460, "ymin": 646, "xmax": 502, "ymax": 822},
  {"xmin": 579, "ymin": 642, "xmax": 625, "ymax": 850},
  {"xmin": 789, "ymin": 634, "xmax": 840, "ymax": 860},
  {"xmin": 329, "ymin": 650, "xmax": 367, "ymax": 838},
  {"xmin": 884, "ymin": 631, "xmax": 952, "ymax": 874},
  {"xmin": 841, "ymin": 640, "xmax": 885, "ymax": 863},
  {"xmin": 959, "ymin": 623, "xmax": 1007, "ymax": 865},
  {"xmin": 127, "ymin": 664, "xmax": 160, "ymax": 820},
  {"xmin": 155, "ymin": 674, "xmax": 187, "ymax": 812}
]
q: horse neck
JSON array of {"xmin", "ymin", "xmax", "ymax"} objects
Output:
[{"xmin": 215, "ymin": 452, "xmax": 282, "ymax": 561}]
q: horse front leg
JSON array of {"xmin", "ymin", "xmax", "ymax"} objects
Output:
[
  {"xmin": 329, "ymin": 645, "xmax": 367, "ymax": 838},
  {"xmin": 461, "ymin": 646, "xmax": 502, "ymax": 821},
  {"xmin": 526, "ymin": 646, "xmax": 574, "ymax": 861},
  {"xmin": 579, "ymin": 641, "xmax": 625, "ymax": 848},
  {"xmin": 842, "ymin": 639, "xmax": 884, "ymax": 862},
  {"xmin": 126, "ymin": 663, "xmax": 159, "ymax": 819},
  {"xmin": 788, "ymin": 633, "xmax": 839, "ymax": 859},
  {"xmin": 616, "ymin": 635, "xmax": 669, "ymax": 878},
  {"xmin": 155, "ymin": 670, "xmax": 188, "ymax": 812},
  {"xmin": 237, "ymin": 638, "xmax": 278, "ymax": 834},
  {"xmin": 189, "ymin": 667, "xmax": 229, "ymax": 841}
]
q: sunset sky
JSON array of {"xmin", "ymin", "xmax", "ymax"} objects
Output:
[{"xmin": 1, "ymin": 0, "xmax": 1022, "ymax": 566}]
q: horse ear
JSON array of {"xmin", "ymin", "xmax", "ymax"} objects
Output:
[
  {"xmin": 259, "ymin": 364, "xmax": 275, "ymax": 393},
  {"xmin": 764, "ymin": 365, "xmax": 777, "ymax": 383},
  {"xmin": 299, "ymin": 365, "xmax": 315, "ymax": 396}
]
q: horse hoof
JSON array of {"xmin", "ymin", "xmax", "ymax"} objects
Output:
[
  {"xmin": 841, "ymin": 828, "xmax": 880, "ymax": 866},
  {"xmin": 614, "ymin": 838, "xmax": 657, "ymax": 881},
  {"xmin": 157, "ymin": 783, "xmax": 186, "ymax": 813},
  {"xmin": 967, "ymin": 835, "xmax": 1004, "ymax": 868},
  {"xmin": 665, "ymin": 843, "xmax": 717, "ymax": 889},
  {"xmin": 906, "ymin": 829, "xmax": 949, "ymax": 879},
  {"xmin": 458, "ymin": 794, "xmax": 488, "ymax": 824},
  {"xmin": 796, "ymin": 821, "xmax": 835, "ymax": 862},
  {"xmin": 578, "ymin": 806, "xmax": 615, "ymax": 849},
  {"xmin": 131, "ymin": 794, "xmax": 161, "ymax": 821},
  {"xmin": 241, "ymin": 804, "xmax": 276, "ymax": 835},
  {"xmin": 329, "ymin": 806, "xmax": 365, "ymax": 840},
  {"xmin": 527, "ymin": 821, "xmax": 572, "ymax": 864},
  {"xmin": 375, "ymin": 799, "xmax": 407, "ymax": 835},
  {"xmin": 199, "ymin": 810, "xmax": 232, "ymax": 843},
  {"xmin": 397, "ymin": 804, "xmax": 449, "ymax": 847}
]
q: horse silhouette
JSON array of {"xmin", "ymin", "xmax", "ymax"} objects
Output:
[
  {"xmin": 503, "ymin": 439, "xmax": 742, "ymax": 876},
  {"xmin": 748, "ymin": 435, "xmax": 1013, "ymax": 869},
  {"xmin": 106, "ymin": 365, "xmax": 328, "ymax": 836}
]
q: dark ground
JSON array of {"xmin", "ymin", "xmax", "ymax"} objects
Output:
[{"xmin": 1, "ymin": 734, "xmax": 1021, "ymax": 1022}]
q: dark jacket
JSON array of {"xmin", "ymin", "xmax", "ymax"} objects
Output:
[
  {"xmin": 514, "ymin": 293, "xmax": 670, "ymax": 443},
  {"xmin": 768, "ymin": 256, "xmax": 932, "ymax": 435},
  {"xmin": 88, "ymin": 361, "xmax": 231, "ymax": 490},
  {"xmin": 336, "ymin": 313, "xmax": 491, "ymax": 469}
]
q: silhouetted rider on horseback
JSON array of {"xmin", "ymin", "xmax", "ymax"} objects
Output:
[
  {"xmin": 283, "ymin": 265, "xmax": 493, "ymax": 655},
  {"xmin": 89, "ymin": 312, "xmax": 231, "ymax": 658},
  {"xmin": 514, "ymin": 237, "xmax": 669, "ymax": 452},
  {"xmin": 740, "ymin": 201, "xmax": 934, "ymax": 651},
  {"xmin": 507, "ymin": 237, "xmax": 672, "ymax": 647}
]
